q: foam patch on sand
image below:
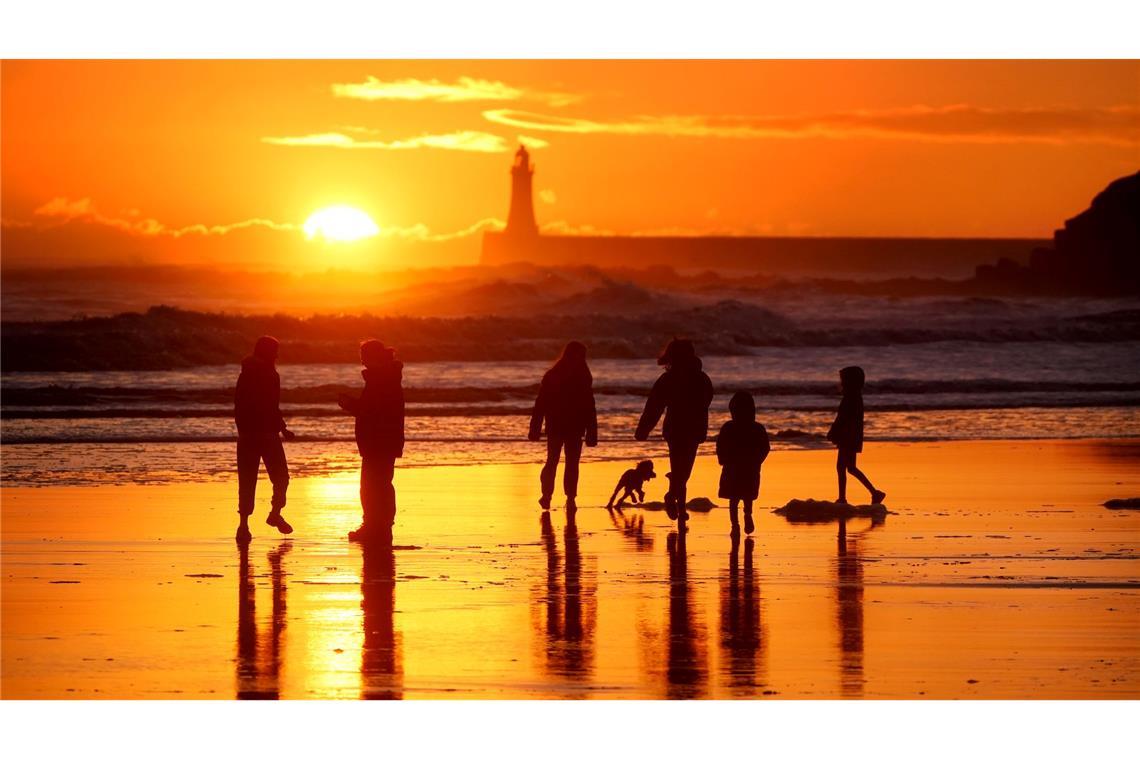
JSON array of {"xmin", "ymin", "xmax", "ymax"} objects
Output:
[
  {"xmin": 636, "ymin": 497, "xmax": 717, "ymax": 512},
  {"xmin": 774, "ymin": 498, "xmax": 889, "ymax": 522}
]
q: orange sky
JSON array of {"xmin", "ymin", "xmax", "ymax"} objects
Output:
[{"xmin": 2, "ymin": 60, "xmax": 1138, "ymax": 270}]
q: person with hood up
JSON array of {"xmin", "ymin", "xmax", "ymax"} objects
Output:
[
  {"xmin": 528, "ymin": 341, "xmax": 598, "ymax": 511},
  {"xmin": 635, "ymin": 338, "xmax": 714, "ymax": 529},
  {"xmin": 827, "ymin": 365, "xmax": 886, "ymax": 505},
  {"xmin": 339, "ymin": 339, "xmax": 406, "ymax": 545},
  {"xmin": 234, "ymin": 335, "xmax": 296, "ymax": 543},
  {"xmin": 716, "ymin": 391, "xmax": 771, "ymax": 536}
]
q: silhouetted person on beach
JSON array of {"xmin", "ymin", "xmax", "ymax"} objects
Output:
[
  {"xmin": 716, "ymin": 391, "xmax": 770, "ymax": 536},
  {"xmin": 339, "ymin": 340, "xmax": 405, "ymax": 545},
  {"xmin": 529, "ymin": 341, "xmax": 598, "ymax": 511},
  {"xmin": 234, "ymin": 336, "xmax": 295, "ymax": 543},
  {"xmin": 826, "ymin": 366, "xmax": 886, "ymax": 505},
  {"xmin": 636, "ymin": 339, "xmax": 714, "ymax": 529}
]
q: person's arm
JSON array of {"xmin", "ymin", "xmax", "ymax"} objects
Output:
[
  {"xmin": 716, "ymin": 422, "xmax": 730, "ymax": 465},
  {"xmin": 337, "ymin": 392, "xmax": 361, "ymax": 416},
  {"xmin": 757, "ymin": 424, "xmax": 771, "ymax": 465},
  {"xmin": 528, "ymin": 379, "xmax": 547, "ymax": 442},
  {"xmin": 635, "ymin": 376, "xmax": 667, "ymax": 440},
  {"xmin": 827, "ymin": 397, "xmax": 848, "ymax": 443},
  {"xmin": 585, "ymin": 386, "xmax": 598, "ymax": 447},
  {"xmin": 274, "ymin": 373, "xmax": 294, "ymax": 439},
  {"xmin": 394, "ymin": 390, "xmax": 406, "ymax": 458}
]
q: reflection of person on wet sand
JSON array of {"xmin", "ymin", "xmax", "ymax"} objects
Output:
[
  {"xmin": 835, "ymin": 518, "xmax": 868, "ymax": 698},
  {"xmin": 234, "ymin": 336, "xmax": 296, "ymax": 544},
  {"xmin": 529, "ymin": 341, "xmax": 598, "ymax": 512},
  {"xmin": 235, "ymin": 542, "xmax": 291, "ymax": 699},
  {"xmin": 636, "ymin": 339, "xmax": 714, "ymax": 531},
  {"xmin": 719, "ymin": 535, "xmax": 765, "ymax": 695},
  {"xmin": 360, "ymin": 541, "xmax": 402, "ymax": 699},
  {"xmin": 827, "ymin": 366, "xmax": 886, "ymax": 506},
  {"xmin": 536, "ymin": 511, "xmax": 595, "ymax": 682},
  {"xmin": 339, "ymin": 340, "xmax": 405, "ymax": 546},
  {"xmin": 664, "ymin": 532, "xmax": 707, "ymax": 698}
]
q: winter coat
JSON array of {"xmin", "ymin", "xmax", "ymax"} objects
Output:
[
  {"xmin": 636, "ymin": 357, "xmax": 714, "ymax": 444},
  {"xmin": 827, "ymin": 394, "xmax": 864, "ymax": 453},
  {"xmin": 343, "ymin": 362, "xmax": 406, "ymax": 460},
  {"xmin": 716, "ymin": 419, "xmax": 770, "ymax": 500},
  {"xmin": 530, "ymin": 363, "xmax": 598, "ymax": 442},
  {"xmin": 234, "ymin": 355, "xmax": 286, "ymax": 437}
]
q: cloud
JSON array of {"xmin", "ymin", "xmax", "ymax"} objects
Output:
[
  {"xmin": 262, "ymin": 130, "xmax": 543, "ymax": 153},
  {"xmin": 22, "ymin": 196, "xmax": 500, "ymax": 243},
  {"xmin": 331, "ymin": 76, "xmax": 579, "ymax": 106},
  {"xmin": 483, "ymin": 104, "xmax": 1140, "ymax": 145},
  {"xmin": 32, "ymin": 197, "xmax": 297, "ymax": 237}
]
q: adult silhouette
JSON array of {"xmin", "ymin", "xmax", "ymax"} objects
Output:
[
  {"xmin": 235, "ymin": 542, "xmax": 290, "ymax": 699},
  {"xmin": 339, "ymin": 340, "xmax": 405, "ymax": 545},
  {"xmin": 234, "ymin": 336, "xmax": 296, "ymax": 543},
  {"xmin": 636, "ymin": 339, "xmax": 714, "ymax": 529},
  {"xmin": 360, "ymin": 541, "xmax": 403, "ymax": 699},
  {"xmin": 529, "ymin": 341, "xmax": 598, "ymax": 510}
]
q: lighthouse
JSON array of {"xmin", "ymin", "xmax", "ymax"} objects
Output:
[{"xmin": 505, "ymin": 144, "xmax": 539, "ymax": 237}]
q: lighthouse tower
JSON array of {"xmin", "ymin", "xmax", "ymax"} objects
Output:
[{"xmin": 505, "ymin": 145, "xmax": 539, "ymax": 237}]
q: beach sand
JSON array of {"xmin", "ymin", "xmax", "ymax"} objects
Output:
[{"xmin": 3, "ymin": 438, "xmax": 1139, "ymax": 699}]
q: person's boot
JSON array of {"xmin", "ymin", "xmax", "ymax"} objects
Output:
[
  {"xmin": 266, "ymin": 510, "xmax": 293, "ymax": 535},
  {"xmin": 348, "ymin": 524, "xmax": 372, "ymax": 542},
  {"xmin": 871, "ymin": 490, "xmax": 887, "ymax": 505},
  {"xmin": 235, "ymin": 521, "xmax": 252, "ymax": 544},
  {"xmin": 730, "ymin": 507, "xmax": 740, "ymax": 536},
  {"xmin": 566, "ymin": 496, "xmax": 577, "ymax": 512},
  {"xmin": 744, "ymin": 509, "xmax": 755, "ymax": 535},
  {"xmin": 538, "ymin": 495, "xmax": 552, "ymax": 510}
]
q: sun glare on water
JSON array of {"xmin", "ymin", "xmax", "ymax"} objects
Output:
[{"xmin": 303, "ymin": 206, "xmax": 380, "ymax": 243}]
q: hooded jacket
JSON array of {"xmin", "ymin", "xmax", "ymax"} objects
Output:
[
  {"xmin": 636, "ymin": 356, "xmax": 714, "ymax": 444},
  {"xmin": 234, "ymin": 355, "xmax": 286, "ymax": 437},
  {"xmin": 827, "ymin": 393, "xmax": 864, "ymax": 453},
  {"xmin": 343, "ymin": 361, "xmax": 406, "ymax": 459},
  {"xmin": 530, "ymin": 361, "xmax": 598, "ymax": 442}
]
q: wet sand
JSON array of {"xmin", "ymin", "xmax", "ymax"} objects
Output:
[{"xmin": 3, "ymin": 439, "xmax": 1139, "ymax": 699}]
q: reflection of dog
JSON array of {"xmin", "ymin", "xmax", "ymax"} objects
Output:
[{"xmin": 607, "ymin": 460, "xmax": 656, "ymax": 508}]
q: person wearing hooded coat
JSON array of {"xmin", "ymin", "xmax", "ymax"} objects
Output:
[
  {"xmin": 529, "ymin": 341, "xmax": 598, "ymax": 510},
  {"xmin": 827, "ymin": 365, "xmax": 886, "ymax": 505},
  {"xmin": 339, "ymin": 339, "xmax": 405, "ymax": 545},
  {"xmin": 716, "ymin": 391, "xmax": 771, "ymax": 536},
  {"xmin": 635, "ymin": 338, "xmax": 714, "ymax": 528},
  {"xmin": 234, "ymin": 335, "xmax": 296, "ymax": 543}
]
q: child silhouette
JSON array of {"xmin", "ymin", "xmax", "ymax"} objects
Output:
[{"xmin": 827, "ymin": 366, "xmax": 886, "ymax": 505}]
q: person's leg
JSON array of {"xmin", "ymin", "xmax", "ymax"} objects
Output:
[
  {"xmin": 844, "ymin": 451, "xmax": 878, "ymax": 497},
  {"xmin": 562, "ymin": 437, "xmax": 583, "ymax": 507},
  {"xmin": 743, "ymin": 499, "xmax": 755, "ymax": 535},
  {"xmin": 836, "ymin": 449, "xmax": 849, "ymax": 503},
  {"xmin": 376, "ymin": 456, "xmax": 396, "ymax": 544},
  {"xmin": 236, "ymin": 437, "xmax": 260, "ymax": 541},
  {"xmin": 539, "ymin": 435, "xmax": 562, "ymax": 508},
  {"xmin": 669, "ymin": 441, "xmax": 699, "ymax": 525},
  {"xmin": 359, "ymin": 456, "xmax": 379, "ymax": 529},
  {"xmin": 262, "ymin": 437, "xmax": 293, "ymax": 533},
  {"xmin": 729, "ymin": 498, "xmax": 740, "ymax": 532}
]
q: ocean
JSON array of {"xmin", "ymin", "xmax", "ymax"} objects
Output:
[{"xmin": 3, "ymin": 340, "xmax": 1138, "ymax": 487}]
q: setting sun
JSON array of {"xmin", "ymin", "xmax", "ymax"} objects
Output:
[{"xmin": 303, "ymin": 206, "xmax": 380, "ymax": 243}]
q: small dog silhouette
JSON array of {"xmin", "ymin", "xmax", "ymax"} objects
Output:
[{"xmin": 607, "ymin": 460, "xmax": 656, "ymax": 509}]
